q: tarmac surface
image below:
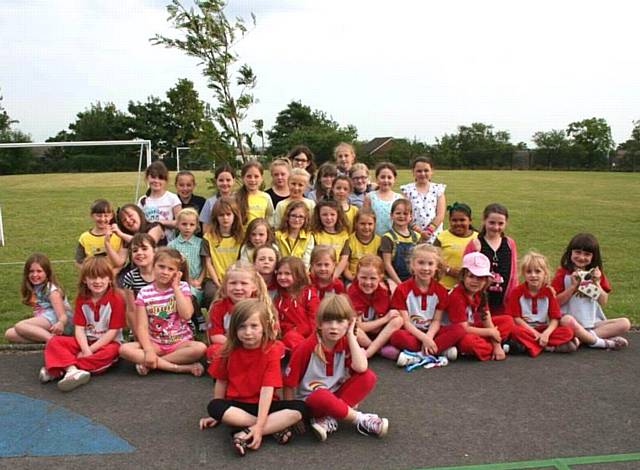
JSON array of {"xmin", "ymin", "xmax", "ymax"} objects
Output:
[{"xmin": 0, "ymin": 333, "xmax": 638, "ymax": 470}]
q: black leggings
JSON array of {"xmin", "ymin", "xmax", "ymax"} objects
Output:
[{"xmin": 208, "ymin": 399, "xmax": 307, "ymax": 422}]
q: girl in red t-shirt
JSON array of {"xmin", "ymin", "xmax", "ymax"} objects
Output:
[
  {"xmin": 283, "ymin": 294, "xmax": 389, "ymax": 441},
  {"xmin": 200, "ymin": 299, "xmax": 305, "ymax": 457},
  {"xmin": 347, "ymin": 254, "xmax": 403, "ymax": 359},
  {"xmin": 274, "ymin": 256, "xmax": 319, "ymax": 351},
  {"xmin": 446, "ymin": 252, "xmax": 515, "ymax": 361},
  {"xmin": 506, "ymin": 251, "xmax": 576, "ymax": 357},
  {"xmin": 310, "ymin": 245, "xmax": 345, "ymax": 300},
  {"xmin": 206, "ymin": 261, "xmax": 275, "ymax": 363}
]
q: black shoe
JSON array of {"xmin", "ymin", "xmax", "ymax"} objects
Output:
[{"xmin": 504, "ymin": 339, "xmax": 526, "ymax": 355}]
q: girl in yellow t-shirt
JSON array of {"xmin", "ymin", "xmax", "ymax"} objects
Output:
[
  {"xmin": 337, "ymin": 209, "xmax": 381, "ymax": 281},
  {"xmin": 434, "ymin": 202, "xmax": 478, "ymax": 289},
  {"xmin": 332, "ymin": 175, "xmax": 358, "ymax": 232},
  {"xmin": 235, "ymin": 160, "xmax": 274, "ymax": 228},
  {"xmin": 311, "ymin": 200, "xmax": 350, "ymax": 264},
  {"xmin": 275, "ymin": 200, "xmax": 315, "ymax": 269},
  {"xmin": 203, "ymin": 197, "xmax": 244, "ymax": 287}
]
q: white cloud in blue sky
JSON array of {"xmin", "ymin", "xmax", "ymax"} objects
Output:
[{"xmin": 1, "ymin": 0, "xmax": 638, "ymax": 145}]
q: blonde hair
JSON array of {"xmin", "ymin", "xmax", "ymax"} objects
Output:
[
  {"xmin": 77, "ymin": 257, "xmax": 114, "ymax": 298},
  {"xmin": 311, "ymin": 245, "xmax": 337, "ymax": 265},
  {"xmin": 356, "ymin": 254, "xmax": 384, "ymax": 276},
  {"xmin": 410, "ymin": 244, "xmax": 442, "ymax": 280},
  {"xmin": 220, "ymin": 299, "xmax": 278, "ymax": 358},
  {"xmin": 289, "ymin": 168, "xmax": 310, "ymax": 183},
  {"xmin": 520, "ymin": 250, "xmax": 550, "ymax": 285},
  {"xmin": 270, "ymin": 158, "xmax": 291, "ymax": 172},
  {"xmin": 216, "ymin": 260, "xmax": 274, "ymax": 309},
  {"xmin": 314, "ymin": 294, "xmax": 355, "ymax": 362},
  {"xmin": 176, "ymin": 207, "xmax": 199, "ymax": 224},
  {"xmin": 333, "ymin": 142, "xmax": 356, "ymax": 159}
]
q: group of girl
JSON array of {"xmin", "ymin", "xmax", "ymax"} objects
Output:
[{"xmin": 5, "ymin": 146, "xmax": 632, "ymax": 456}]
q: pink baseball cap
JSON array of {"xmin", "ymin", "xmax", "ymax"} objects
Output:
[{"xmin": 462, "ymin": 252, "xmax": 493, "ymax": 278}]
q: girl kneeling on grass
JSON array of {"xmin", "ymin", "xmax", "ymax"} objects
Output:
[
  {"xmin": 40, "ymin": 257, "xmax": 125, "ymax": 392},
  {"xmin": 284, "ymin": 294, "xmax": 389, "ymax": 442},
  {"xmin": 6, "ymin": 253, "xmax": 73, "ymax": 343},
  {"xmin": 200, "ymin": 299, "xmax": 306, "ymax": 457},
  {"xmin": 120, "ymin": 248, "xmax": 207, "ymax": 376}
]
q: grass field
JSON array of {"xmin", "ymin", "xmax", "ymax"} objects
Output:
[{"xmin": 1, "ymin": 169, "xmax": 638, "ymax": 341}]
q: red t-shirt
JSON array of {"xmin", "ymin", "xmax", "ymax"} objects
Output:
[
  {"xmin": 551, "ymin": 267, "xmax": 612, "ymax": 294},
  {"xmin": 210, "ymin": 341, "xmax": 284, "ymax": 403},
  {"xmin": 347, "ymin": 279, "xmax": 390, "ymax": 322},
  {"xmin": 507, "ymin": 283, "xmax": 561, "ymax": 323},
  {"xmin": 207, "ymin": 298, "xmax": 235, "ymax": 337},
  {"xmin": 74, "ymin": 288, "xmax": 126, "ymax": 342},
  {"xmin": 446, "ymin": 284, "xmax": 486, "ymax": 325},
  {"xmin": 310, "ymin": 274, "xmax": 345, "ymax": 300},
  {"xmin": 274, "ymin": 286, "xmax": 319, "ymax": 337}
]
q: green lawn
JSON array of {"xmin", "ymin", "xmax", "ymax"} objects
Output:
[{"xmin": 1, "ymin": 170, "xmax": 638, "ymax": 341}]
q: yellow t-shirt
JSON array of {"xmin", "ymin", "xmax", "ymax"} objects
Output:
[
  {"xmin": 436, "ymin": 230, "xmax": 479, "ymax": 288},
  {"xmin": 313, "ymin": 230, "xmax": 350, "ymax": 262},
  {"xmin": 246, "ymin": 191, "xmax": 274, "ymax": 226},
  {"xmin": 342, "ymin": 233, "xmax": 382, "ymax": 275},
  {"xmin": 77, "ymin": 231, "xmax": 122, "ymax": 262},
  {"xmin": 204, "ymin": 232, "xmax": 241, "ymax": 281},
  {"xmin": 273, "ymin": 198, "xmax": 316, "ymax": 228},
  {"xmin": 275, "ymin": 229, "xmax": 314, "ymax": 268},
  {"xmin": 343, "ymin": 204, "xmax": 358, "ymax": 233}
]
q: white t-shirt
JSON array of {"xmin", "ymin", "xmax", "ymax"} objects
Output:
[{"xmin": 138, "ymin": 191, "xmax": 181, "ymax": 241}]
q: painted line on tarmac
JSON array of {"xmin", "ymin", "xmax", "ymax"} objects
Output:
[
  {"xmin": 0, "ymin": 391, "xmax": 134, "ymax": 457},
  {"xmin": 418, "ymin": 452, "xmax": 640, "ymax": 470}
]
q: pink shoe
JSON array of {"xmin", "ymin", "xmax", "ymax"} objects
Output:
[{"xmin": 379, "ymin": 345, "xmax": 400, "ymax": 360}]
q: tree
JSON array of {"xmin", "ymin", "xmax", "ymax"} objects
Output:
[
  {"xmin": 153, "ymin": 0, "xmax": 257, "ymax": 163},
  {"xmin": 432, "ymin": 122, "xmax": 513, "ymax": 169},
  {"xmin": 0, "ymin": 91, "xmax": 34, "ymax": 174},
  {"xmin": 267, "ymin": 101, "xmax": 358, "ymax": 162},
  {"xmin": 566, "ymin": 117, "xmax": 614, "ymax": 169},
  {"xmin": 617, "ymin": 120, "xmax": 640, "ymax": 171},
  {"xmin": 127, "ymin": 95, "xmax": 173, "ymax": 153},
  {"xmin": 531, "ymin": 129, "xmax": 571, "ymax": 169},
  {"xmin": 166, "ymin": 78, "xmax": 206, "ymax": 148}
]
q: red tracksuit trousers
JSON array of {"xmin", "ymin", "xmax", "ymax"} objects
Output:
[
  {"xmin": 305, "ymin": 369, "xmax": 377, "ymax": 419},
  {"xmin": 44, "ymin": 336, "xmax": 120, "ymax": 375},
  {"xmin": 515, "ymin": 324, "xmax": 574, "ymax": 357},
  {"xmin": 458, "ymin": 314, "xmax": 514, "ymax": 361},
  {"xmin": 389, "ymin": 324, "xmax": 466, "ymax": 353}
]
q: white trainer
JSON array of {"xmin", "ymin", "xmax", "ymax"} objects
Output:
[{"xmin": 57, "ymin": 368, "xmax": 91, "ymax": 392}]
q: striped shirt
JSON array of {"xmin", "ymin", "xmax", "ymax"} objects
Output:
[{"xmin": 135, "ymin": 281, "xmax": 193, "ymax": 345}]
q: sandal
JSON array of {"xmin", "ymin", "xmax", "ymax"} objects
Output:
[
  {"xmin": 231, "ymin": 428, "xmax": 251, "ymax": 457},
  {"xmin": 273, "ymin": 427, "xmax": 293, "ymax": 445}
]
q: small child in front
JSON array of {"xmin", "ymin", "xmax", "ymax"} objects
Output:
[
  {"xmin": 506, "ymin": 251, "xmax": 576, "ymax": 356},
  {"xmin": 200, "ymin": 299, "xmax": 306, "ymax": 457},
  {"xmin": 40, "ymin": 257, "xmax": 125, "ymax": 392},
  {"xmin": 284, "ymin": 294, "xmax": 389, "ymax": 442},
  {"xmin": 119, "ymin": 248, "xmax": 207, "ymax": 375}
]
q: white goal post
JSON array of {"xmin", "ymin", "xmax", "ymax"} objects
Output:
[
  {"xmin": 0, "ymin": 139, "xmax": 152, "ymax": 200},
  {"xmin": 0, "ymin": 140, "xmax": 152, "ymax": 248}
]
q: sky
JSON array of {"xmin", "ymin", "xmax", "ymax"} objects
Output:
[{"xmin": 1, "ymin": 0, "xmax": 639, "ymax": 146}]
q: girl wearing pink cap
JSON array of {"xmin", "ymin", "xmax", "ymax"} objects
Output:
[{"xmin": 445, "ymin": 252, "xmax": 516, "ymax": 361}]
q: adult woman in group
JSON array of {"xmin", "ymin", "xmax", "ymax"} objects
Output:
[{"xmin": 287, "ymin": 145, "xmax": 317, "ymax": 187}]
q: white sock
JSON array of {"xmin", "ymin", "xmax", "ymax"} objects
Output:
[
  {"xmin": 589, "ymin": 336, "xmax": 607, "ymax": 349},
  {"xmin": 65, "ymin": 365, "xmax": 78, "ymax": 374}
]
